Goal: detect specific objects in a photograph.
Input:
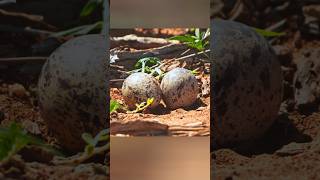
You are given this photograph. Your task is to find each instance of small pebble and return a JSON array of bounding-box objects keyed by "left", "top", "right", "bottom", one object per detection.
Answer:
[{"left": 8, "top": 83, "right": 29, "bottom": 98}]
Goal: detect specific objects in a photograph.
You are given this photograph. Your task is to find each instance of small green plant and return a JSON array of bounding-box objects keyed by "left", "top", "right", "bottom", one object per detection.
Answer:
[
  {"left": 191, "top": 69, "right": 199, "bottom": 75},
  {"left": 128, "top": 98, "right": 155, "bottom": 113},
  {"left": 50, "top": 0, "right": 104, "bottom": 38},
  {"left": 80, "top": 0, "right": 103, "bottom": 17},
  {"left": 253, "top": 28, "right": 285, "bottom": 37},
  {"left": 110, "top": 99, "right": 122, "bottom": 113},
  {"left": 129, "top": 57, "right": 164, "bottom": 79},
  {"left": 170, "top": 28, "right": 210, "bottom": 52},
  {"left": 81, "top": 129, "right": 109, "bottom": 156},
  {"left": 81, "top": 129, "right": 109, "bottom": 174},
  {"left": 0, "top": 122, "right": 60, "bottom": 163},
  {"left": 134, "top": 57, "right": 161, "bottom": 73},
  {"left": 53, "top": 129, "right": 109, "bottom": 173},
  {"left": 110, "top": 96, "right": 155, "bottom": 114}
]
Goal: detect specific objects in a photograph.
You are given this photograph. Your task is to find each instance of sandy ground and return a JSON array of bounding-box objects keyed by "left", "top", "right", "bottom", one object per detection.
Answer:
[
  {"left": 212, "top": 111, "right": 320, "bottom": 179},
  {"left": 110, "top": 87, "right": 210, "bottom": 136}
]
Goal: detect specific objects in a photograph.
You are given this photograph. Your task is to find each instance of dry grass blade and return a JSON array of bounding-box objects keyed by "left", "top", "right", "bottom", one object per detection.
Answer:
[
  {"left": 0, "top": 57, "right": 47, "bottom": 64},
  {"left": 110, "top": 43, "right": 188, "bottom": 62},
  {"left": 0, "top": 9, "right": 57, "bottom": 30}
]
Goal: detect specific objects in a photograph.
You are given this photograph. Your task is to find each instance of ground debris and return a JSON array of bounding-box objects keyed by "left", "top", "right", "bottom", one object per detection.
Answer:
[
  {"left": 110, "top": 119, "right": 169, "bottom": 136},
  {"left": 293, "top": 42, "right": 320, "bottom": 113},
  {"left": 275, "top": 142, "right": 310, "bottom": 156},
  {"left": 8, "top": 83, "right": 29, "bottom": 98}
]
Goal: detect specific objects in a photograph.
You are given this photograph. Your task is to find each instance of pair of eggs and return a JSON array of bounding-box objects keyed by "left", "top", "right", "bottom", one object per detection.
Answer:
[
  {"left": 121, "top": 68, "right": 199, "bottom": 110},
  {"left": 37, "top": 19, "right": 283, "bottom": 152}
]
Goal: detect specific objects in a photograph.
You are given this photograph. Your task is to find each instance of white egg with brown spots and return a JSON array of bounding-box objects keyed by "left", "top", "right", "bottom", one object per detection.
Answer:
[
  {"left": 38, "top": 34, "right": 108, "bottom": 152},
  {"left": 160, "top": 67, "right": 199, "bottom": 110},
  {"left": 212, "top": 19, "right": 282, "bottom": 148},
  {"left": 122, "top": 72, "right": 162, "bottom": 110}
]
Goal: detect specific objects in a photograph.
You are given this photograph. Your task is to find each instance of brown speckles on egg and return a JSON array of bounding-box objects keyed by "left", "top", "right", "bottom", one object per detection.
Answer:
[
  {"left": 233, "top": 96, "right": 239, "bottom": 106},
  {"left": 122, "top": 72, "right": 162, "bottom": 110},
  {"left": 57, "top": 78, "right": 71, "bottom": 90},
  {"left": 38, "top": 34, "right": 108, "bottom": 152},
  {"left": 212, "top": 19, "right": 282, "bottom": 148},
  {"left": 160, "top": 68, "right": 199, "bottom": 110},
  {"left": 259, "top": 67, "right": 271, "bottom": 89}
]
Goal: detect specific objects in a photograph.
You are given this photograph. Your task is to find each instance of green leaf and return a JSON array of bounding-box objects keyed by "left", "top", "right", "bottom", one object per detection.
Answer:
[
  {"left": 147, "top": 98, "right": 154, "bottom": 105},
  {"left": 169, "top": 29, "right": 209, "bottom": 52},
  {"left": 134, "top": 57, "right": 161, "bottom": 74},
  {"left": 80, "top": 0, "right": 103, "bottom": 17},
  {"left": 253, "top": 28, "right": 285, "bottom": 37},
  {"left": 81, "top": 133, "right": 95, "bottom": 146},
  {"left": 134, "top": 57, "right": 160, "bottom": 70},
  {"left": 110, "top": 100, "right": 121, "bottom": 113},
  {"left": 98, "top": 134, "right": 109, "bottom": 142},
  {"left": 94, "top": 129, "right": 109, "bottom": 143},
  {"left": 85, "top": 145, "right": 94, "bottom": 155},
  {"left": 0, "top": 122, "right": 60, "bottom": 161},
  {"left": 96, "top": 129, "right": 109, "bottom": 137},
  {"left": 82, "top": 129, "right": 109, "bottom": 155},
  {"left": 0, "top": 123, "right": 29, "bottom": 160},
  {"left": 191, "top": 69, "right": 199, "bottom": 75},
  {"left": 127, "top": 98, "right": 155, "bottom": 113},
  {"left": 169, "top": 35, "right": 195, "bottom": 43},
  {"left": 195, "top": 41, "right": 205, "bottom": 51}
]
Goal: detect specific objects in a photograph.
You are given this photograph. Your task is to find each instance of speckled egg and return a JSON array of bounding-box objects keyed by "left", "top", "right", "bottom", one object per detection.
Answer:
[
  {"left": 122, "top": 72, "right": 162, "bottom": 110},
  {"left": 212, "top": 19, "right": 282, "bottom": 148},
  {"left": 160, "top": 67, "right": 199, "bottom": 110},
  {"left": 38, "top": 34, "right": 108, "bottom": 152}
]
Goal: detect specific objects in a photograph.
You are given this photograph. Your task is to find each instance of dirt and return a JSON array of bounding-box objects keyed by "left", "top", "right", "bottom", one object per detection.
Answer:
[
  {"left": 212, "top": 111, "right": 320, "bottom": 179},
  {"left": 110, "top": 88, "right": 210, "bottom": 136},
  {"left": 0, "top": 156, "right": 107, "bottom": 180},
  {"left": 0, "top": 71, "right": 57, "bottom": 152},
  {"left": 110, "top": 28, "right": 188, "bottom": 38}
]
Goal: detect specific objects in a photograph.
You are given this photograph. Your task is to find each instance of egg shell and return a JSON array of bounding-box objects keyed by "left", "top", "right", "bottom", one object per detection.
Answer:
[
  {"left": 212, "top": 19, "right": 283, "bottom": 148},
  {"left": 122, "top": 72, "right": 162, "bottom": 110},
  {"left": 38, "top": 34, "right": 108, "bottom": 152},
  {"left": 160, "top": 67, "right": 199, "bottom": 110}
]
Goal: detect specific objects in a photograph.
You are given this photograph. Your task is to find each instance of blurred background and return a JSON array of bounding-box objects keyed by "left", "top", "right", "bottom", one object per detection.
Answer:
[
  {"left": 111, "top": 137, "right": 210, "bottom": 180},
  {"left": 110, "top": 0, "right": 210, "bottom": 28}
]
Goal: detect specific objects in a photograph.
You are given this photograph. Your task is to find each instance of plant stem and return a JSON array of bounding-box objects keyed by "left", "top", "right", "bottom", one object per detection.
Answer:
[
  {"left": 175, "top": 49, "right": 210, "bottom": 61},
  {"left": 52, "top": 144, "right": 109, "bottom": 165}
]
